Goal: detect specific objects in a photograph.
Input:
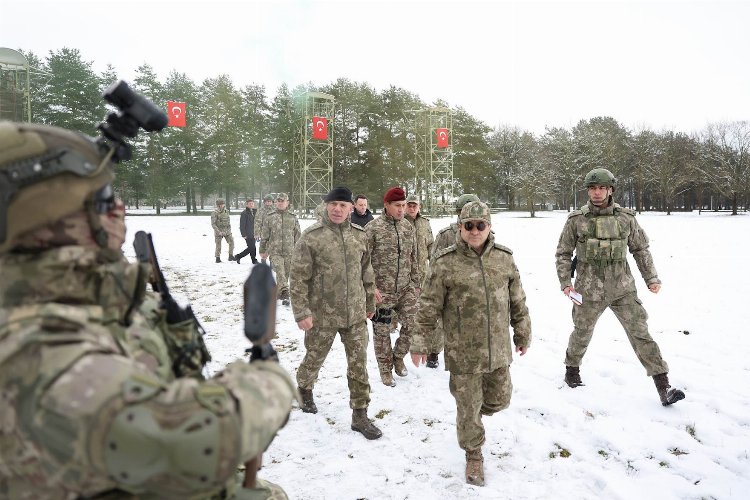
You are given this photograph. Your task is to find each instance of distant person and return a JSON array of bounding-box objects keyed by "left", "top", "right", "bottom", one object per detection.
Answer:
[
  {"left": 211, "top": 198, "right": 234, "bottom": 263},
  {"left": 351, "top": 194, "right": 374, "bottom": 227},
  {"left": 366, "top": 187, "right": 419, "bottom": 387},
  {"left": 235, "top": 198, "right": 258, "bottom": 264},
  {"left": 555, "top": 167, "right": 685, "bottom": 406},
  {"left": 411, "top": 201, "right": 531, "bottom": 487},
  {"left": 291, "top": 186, "right": 382, "bottom": 440},
  {"left": 255, "top": 194, "right": 276, "bottom": 264},
  {"left": 260, "top": 193, "right": 300, "bottom": 306}
]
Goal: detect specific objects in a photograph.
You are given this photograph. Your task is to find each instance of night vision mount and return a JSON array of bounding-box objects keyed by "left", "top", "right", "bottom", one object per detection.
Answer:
[{"left": 97, "top": 80, "right": 168, "bottom": 163}]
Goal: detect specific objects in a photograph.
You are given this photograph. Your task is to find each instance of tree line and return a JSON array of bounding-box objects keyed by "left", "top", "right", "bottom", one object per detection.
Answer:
[{"left": 20, "top": 47, "right": 750, "bottom": 216}]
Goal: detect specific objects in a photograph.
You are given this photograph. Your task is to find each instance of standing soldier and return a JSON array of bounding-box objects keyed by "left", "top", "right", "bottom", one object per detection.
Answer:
[
  {"left": 411, "top": 201, "right": 531, "bottom": 487},
  {"left": 291, "top": 187, "right": 382, "bottom": 440},
  {"left": 255, "top": 194, "right": 276, "bottom": 264},
  {"left": 211, "top": 198, "right": 234, "bottom": 263},
  {"left": 260, "top": 193, "right": 300, "bottom": 306},
  {"left": 234, "top": 198, "right": 258, "bottom": 264},
  {"left": 555, "top": 167, "right": 686, "bottom": 406},
  {"left": 366, "top": 187, "right": 419, "bottom": 387},
  {"left": 0, "top": 121, "right": 296, "bottom": 498},
  {"left": 425, "top": 193, "right": 480, "bottom": 368},
  {"left": 405, "top": 194, "right": 434, "bottom": 280}
]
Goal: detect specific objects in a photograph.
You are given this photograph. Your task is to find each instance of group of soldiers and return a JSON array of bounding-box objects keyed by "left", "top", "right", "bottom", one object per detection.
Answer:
[{"left": 0, "top": 114, "right": 687, "bottom": 497}]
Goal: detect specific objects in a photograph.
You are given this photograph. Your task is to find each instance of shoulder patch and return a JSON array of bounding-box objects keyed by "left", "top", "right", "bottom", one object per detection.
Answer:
[
  {"left": 433, "top": 244, "right": 457, "bottom": 261},
  {"left": 493, "top": 243, "right": 513, "bottom": 254},
  {"left": 617, "top": 206, "right": 636, "bottom": 216}
]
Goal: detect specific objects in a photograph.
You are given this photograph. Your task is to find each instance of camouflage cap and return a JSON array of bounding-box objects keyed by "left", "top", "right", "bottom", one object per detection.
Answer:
[
  {"left": 216, "top": 198, "right": 225, "bottom": 206},
  {"left": 406, "top": 194, "right": 420, "bottom": 204},
  {"left": 276, "top": 193, "right": 289, "bottom": 201},
  {"left": 0, "top": 122, "right": 114, "bottom": 253},
  {"left": 455, "top": 193, "right": 480, "bottom": 213},
  {"left": 460, "top": 201, "right": 491, "bottom": 225},
  {"left": 263, "top": 194, "right": 274, "bottom": 201}
]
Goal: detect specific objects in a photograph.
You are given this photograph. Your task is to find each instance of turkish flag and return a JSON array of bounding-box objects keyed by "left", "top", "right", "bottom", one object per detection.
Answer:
[
  {"left": 436, "top": 128, "right": 449, "bottom": 148},
  {"left": 167, "top": 101, "right": 186, "bottom": 127},
  {"left": 312, "top": 116, "right": 328, "bottom": 140}
]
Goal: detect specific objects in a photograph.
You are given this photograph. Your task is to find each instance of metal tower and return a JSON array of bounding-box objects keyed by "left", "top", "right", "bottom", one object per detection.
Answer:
[
  {"left": 292, "top": 91, "right": 335, "bottom": 214},
  {"left": 0, "top": 48, "right": 32, "bottom": 122},
  {"left": 412, "top": 106, "right": 454, "bottom": 215}
]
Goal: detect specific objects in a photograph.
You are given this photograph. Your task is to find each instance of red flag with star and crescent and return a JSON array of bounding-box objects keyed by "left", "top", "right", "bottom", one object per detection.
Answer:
[
  {"left": 312, "top": 116, "right": 328, "bottom": 140},
  {"left": 436, "top": 128, "right": 449, "bottom": 148},
  {"left": 167, "top": 101, "right": 186, "bottom": 127}
]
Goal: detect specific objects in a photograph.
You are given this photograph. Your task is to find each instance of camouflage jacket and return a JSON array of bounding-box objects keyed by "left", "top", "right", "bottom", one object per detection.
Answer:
[
  {"left": 0, "top": 246, "right": 295, "bottom": 499},
  {"left": 365, "top": 213, "right": 419, "bottom": 297},
  {"left": 413, "top": 232, "right": 532, "bottom": 374},
  {"left": 555, "top": 201, "right": 661, "bottom": 302},
  {"left": 290, "top": 212, "right": 375, "bottom": 328},
  {"left": 211, "top": 207, "right": 232, "bottom": 236},
  {"left": 432, "top": 221, "right": 458, "bottom": 261},
  {"left": 406, "top": 212, "right": 434, "bottom": 286},
  {"left": 259, "top": 209, "right": 301, "bottom": 256},
  {"left": 254, "top": 205, "right": 276, "bottom": 238}
]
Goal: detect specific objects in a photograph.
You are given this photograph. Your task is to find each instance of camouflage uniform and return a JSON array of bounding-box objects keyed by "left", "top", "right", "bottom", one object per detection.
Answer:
[
  {"left": 366, "top": 213, "right": 419, "bottom": 377},
  {"left": 291, "top": 210, "right": 376, "bottom": 409},
  {"left": 426, "top": 222, "right": 460, "bottom": 355},
  {"left": 260, "top": 209, "right": 300, "bottom": 298},
  {"left": 0, "top": 249, "right": 296, "bottom": 499},
  {"left": 413, "top": 230, "right": 531, "bottom": 454},
  {"left": 555, "top": 200, "right": 669, "bottom": 376},
  {"left": 211, "top": 204, "right": 234, "bottom": 259},
  {"left": 405, "top": 212, "right": 433, "bottom": 287},
  {"left": 254, "top": 202, "right": 275, "bottom": 241}
]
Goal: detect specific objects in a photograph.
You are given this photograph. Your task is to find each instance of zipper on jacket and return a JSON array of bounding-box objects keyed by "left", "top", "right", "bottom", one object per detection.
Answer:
[
  {"left": 478, "top": 252, "right": 492, "bottom": 370},
  {"left": 394, "top": 218, "right": 401, "bottom": 294},
  {"left": 340, "top": 224, "right": 351, "bottom": 326}
]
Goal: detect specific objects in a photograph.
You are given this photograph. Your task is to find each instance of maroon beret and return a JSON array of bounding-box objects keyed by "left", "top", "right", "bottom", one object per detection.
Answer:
[{"left": 383, "top": 187, "right": 406, "bottom": 203}]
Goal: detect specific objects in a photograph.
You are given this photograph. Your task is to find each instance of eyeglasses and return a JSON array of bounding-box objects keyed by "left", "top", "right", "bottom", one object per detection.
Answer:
[
  {"left": 276, "top": 198, "right": 285, "bottom": 202},
  {"left": 463, "top": 221, "right": 487, "bottom": 231}
]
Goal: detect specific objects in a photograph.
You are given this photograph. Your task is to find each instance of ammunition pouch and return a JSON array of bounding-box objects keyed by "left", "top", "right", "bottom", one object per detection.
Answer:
[
  {"left": 577, "top": 215, "right": 627, "bottom": 265},
  {"left": 372, "top": 307, "right": 393, "bottom": 324}
]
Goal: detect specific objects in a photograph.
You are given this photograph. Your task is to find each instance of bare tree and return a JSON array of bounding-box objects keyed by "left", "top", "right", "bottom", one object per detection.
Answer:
[{"left": 702, "top": 121, "right": 750, "bottom": 215}]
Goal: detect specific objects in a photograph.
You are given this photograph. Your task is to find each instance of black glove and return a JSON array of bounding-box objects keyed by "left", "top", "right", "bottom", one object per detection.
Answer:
[
  {"left": 161, "top": 296, "right": 193, "bottom": 324},
  {"left": 371, "top": 307, "right": 393, "bottom": 324}
]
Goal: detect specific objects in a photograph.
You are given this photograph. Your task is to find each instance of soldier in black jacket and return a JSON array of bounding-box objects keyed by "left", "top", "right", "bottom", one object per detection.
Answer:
[{"left": 234, "top": 199, "right": 258, "bottom": 264}]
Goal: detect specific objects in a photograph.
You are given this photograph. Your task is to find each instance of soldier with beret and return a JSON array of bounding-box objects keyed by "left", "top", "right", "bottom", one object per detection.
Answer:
[
  {"left": 291, "top": 186, "right": 382, "bottom": 440},
  {"left": 411, "top": 201, "right": 532, "bottom": 487}
]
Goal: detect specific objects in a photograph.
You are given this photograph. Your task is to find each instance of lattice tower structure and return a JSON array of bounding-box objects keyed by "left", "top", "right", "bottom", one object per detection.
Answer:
[
  {"left": 0, "top": 48, "right": 32, "bottom": 122},
  {"left": 412, "top": 106, "right": 454, "bottom": 215}
]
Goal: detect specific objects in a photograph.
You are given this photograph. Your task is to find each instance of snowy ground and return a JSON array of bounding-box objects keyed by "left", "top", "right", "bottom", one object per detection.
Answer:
[{"left": 124, "top": 208, "right": 750, "bottom": 500}]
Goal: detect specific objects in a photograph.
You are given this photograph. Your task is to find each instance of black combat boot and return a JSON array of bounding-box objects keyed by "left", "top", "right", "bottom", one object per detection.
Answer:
[
  {"left": 298, "top": 387, "right": 317, "bottom": 414},
  {"left": 234, "top": 254, "right": 242, "bottom": 264},
  {"left": 228, "top": 255, "right": 234, "bottom": 261},
  {"left": 215, "top": 257, "right": 221, "bottom": 263},
  {"left": 565, "top": 366, "right": 584, "bottom": 388},
  {"left": 426, "top": 353, "right": 439, "bottom": 369},
  {"left": 653, "top": 373, "right": 686, "bottom": 406},
  {"left": 351, "top": 408, "right": 382, "bottom": 440}
]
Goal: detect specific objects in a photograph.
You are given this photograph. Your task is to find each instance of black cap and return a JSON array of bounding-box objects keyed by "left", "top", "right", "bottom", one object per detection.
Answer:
[{"left": 324, "top": 186, "right": 353, "bottom": 203}]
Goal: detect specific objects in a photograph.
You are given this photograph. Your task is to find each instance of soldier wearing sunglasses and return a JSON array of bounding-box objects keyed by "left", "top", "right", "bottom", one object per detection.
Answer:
[{"left": 411, "top": 201, "right": 532, "bottom": 487}]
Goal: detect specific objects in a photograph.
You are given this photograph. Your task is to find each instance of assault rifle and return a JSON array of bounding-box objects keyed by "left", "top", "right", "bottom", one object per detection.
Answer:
[
  {"left": 133, "top": 231, "right": 211, "bottom": 375},
  {"left": 241, "top": 263, "right": 279, "bottom": 488}
]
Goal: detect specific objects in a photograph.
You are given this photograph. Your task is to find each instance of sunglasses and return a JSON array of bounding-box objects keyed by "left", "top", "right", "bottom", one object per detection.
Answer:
[
  {"left": 276, "top": 198, "right": 286, "bottom": 202},
  {"left": 463, "top": 221, "right": 488, "bottom": 231}
]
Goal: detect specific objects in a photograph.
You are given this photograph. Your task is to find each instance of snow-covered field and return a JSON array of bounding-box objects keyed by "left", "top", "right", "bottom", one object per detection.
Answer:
[{"left": 124, "top": 209, "right": 750, "bottom": 500}]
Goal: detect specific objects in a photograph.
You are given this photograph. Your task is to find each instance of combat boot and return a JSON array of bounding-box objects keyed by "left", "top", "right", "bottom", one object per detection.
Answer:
[
  {"left": 465, "top": 449, "right": 485, "bottom": 486},
  {"left": 380, "top": 369, "right": 396, "bottom": 387},
  {"left": 228, "top": 255, "right": 235, "bottom": 261},
  {"left": 564, "top": 366, "right": 584, "bottom": 388},
  {"left": 298, "top": 387, "right": 318, "bottom": 414},
  {"left": 426, "top": 353, "right": 439, "bottom": 369},
  {"left": 393, "top": 355, "right": 408, "bottom": 377},
  {"left": 278, "top": 289, "right": 291, "bottom": 306},
  {"left": 215, "top": 257, "right": 221, "bottom": 263},
  {"left": 351, "top": 408, "right": 382, "bottom": 440},
  {"left": 234, "top": 254, "right": 242, "bottom": 264},
  {"left": 653, "top": 373, "right": 686, "bottom": 406}
]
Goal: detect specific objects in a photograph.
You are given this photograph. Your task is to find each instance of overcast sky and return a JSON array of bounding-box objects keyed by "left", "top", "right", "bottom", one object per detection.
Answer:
[{"left": 1, "top": 0, "right": 748, "bottom": 134}]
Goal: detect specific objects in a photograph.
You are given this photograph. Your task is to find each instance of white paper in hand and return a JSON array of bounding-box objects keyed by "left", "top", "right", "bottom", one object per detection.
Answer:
[{"left": 568, "top": 291, "right": 583, "bottom": 306}]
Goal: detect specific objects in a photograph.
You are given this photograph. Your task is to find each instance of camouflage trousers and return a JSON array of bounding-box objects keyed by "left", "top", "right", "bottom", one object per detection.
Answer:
[
  {"left": 372, "top": 287, "right": 418, "bottom": 373},
  {"left": 270, "top": 254, "right": 292, "bottom": 296},
  {"left": 565, "top": 291, "right": 669, "bottom": 376},
  {"left": 215, "top": 233, "right": 235, "bottom": 259},
  {"left": 295, "top": 321, "right": 371, "bottom": 409},
  {"left": 449, "top": 366, "right": 512, "bottom": 452}
]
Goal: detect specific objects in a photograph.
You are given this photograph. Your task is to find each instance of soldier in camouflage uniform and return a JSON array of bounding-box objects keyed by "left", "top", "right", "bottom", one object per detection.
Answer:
[
  {"left": 291, "top": 187, "right": 382, "bottom": 440},
  {"left": 255, "top": 194, "right": 276, "bottom": 264},
  {"left": 366, "top": 187, "right": 420, "bottom": 387},
  {"left": 555, "top": 167, "right": 685, "bottom": 406},
  {"left": 0, "top": 121, "right": 296, "bottom": 499},
  {"left": 425, "top": 193, "right": 480, "bottom": 368},
  {"left": 405, "top": 194, "right": 434, "bottom": 281},
  {"left": 211, "top": 198, "right": 235, "bottom": 263},
  {"left": 260, "top": 193, "right": 300, "bottom": 305},
  {"left": 411, "top": 201, "right": 531, "bottom": 487}
]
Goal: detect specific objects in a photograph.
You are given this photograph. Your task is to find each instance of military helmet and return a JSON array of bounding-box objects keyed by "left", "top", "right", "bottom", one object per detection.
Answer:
[
  {"left": 0, "top": 122, "right": 114, "bottom": 253},
  {"left": 584, "top": 168, "right": 616, "bottom": 189},
  {"left": 455, "top": 193, "right": 480, "bottom": 213}
]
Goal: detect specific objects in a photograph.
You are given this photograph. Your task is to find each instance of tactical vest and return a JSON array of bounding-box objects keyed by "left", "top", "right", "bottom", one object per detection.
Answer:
[{"left": 576, "top": 208, "right": 627, "bottom": 265}]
